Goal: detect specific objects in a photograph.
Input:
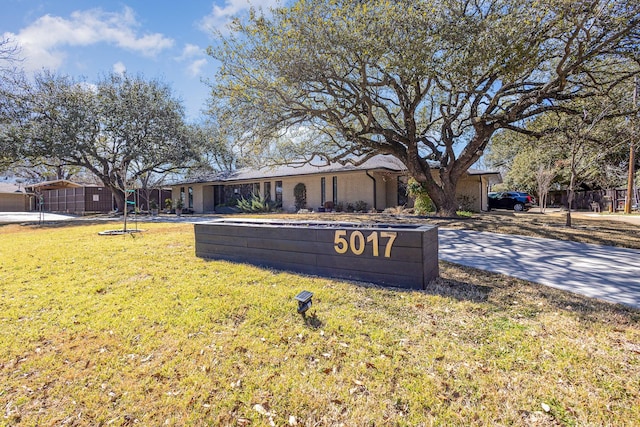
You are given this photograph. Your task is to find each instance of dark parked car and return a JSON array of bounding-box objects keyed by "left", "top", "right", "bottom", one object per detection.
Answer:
[{"left": 488, "top": 191, "right": 534, "bottom": 211}]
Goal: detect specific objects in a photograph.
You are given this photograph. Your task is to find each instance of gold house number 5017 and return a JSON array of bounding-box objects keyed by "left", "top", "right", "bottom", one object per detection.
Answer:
[{"left": 333, "top": 230, "right": 398, "bottom": 258}]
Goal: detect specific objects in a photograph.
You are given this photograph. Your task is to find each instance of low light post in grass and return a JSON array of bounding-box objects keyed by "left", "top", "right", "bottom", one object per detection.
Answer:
[{"left": 295, "top": 290, "right": 313, "bottom": 317}]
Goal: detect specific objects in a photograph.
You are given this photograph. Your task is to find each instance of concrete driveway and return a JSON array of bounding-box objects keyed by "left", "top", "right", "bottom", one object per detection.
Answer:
[{"left": 439, "top": 229, "right": 640, "bottom": 309}]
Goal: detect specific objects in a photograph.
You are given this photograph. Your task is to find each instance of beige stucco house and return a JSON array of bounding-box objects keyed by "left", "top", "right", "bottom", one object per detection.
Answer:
[{"left": 169, "top": 155, "right": 500, "bottom": 214}]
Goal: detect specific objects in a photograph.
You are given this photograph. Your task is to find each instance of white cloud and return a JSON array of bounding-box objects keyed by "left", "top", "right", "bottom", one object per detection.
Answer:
[
  {"left": 199, "top": 0, "right": 281, "bottom": 35},
  {"left": 113, "top": 61, "right": 126, "bottom": 75},
  {"left": 177, "top": 43, "right": 203, "bottom": 60},
  {"left": 187, "top": 58, "right": 208, "bottom": 77},
  {"left": 5, "top": 7, "right": 174, "bottom": 72},
  {"left": 174, "top": 44, "right": 208, "bottom": 77}
]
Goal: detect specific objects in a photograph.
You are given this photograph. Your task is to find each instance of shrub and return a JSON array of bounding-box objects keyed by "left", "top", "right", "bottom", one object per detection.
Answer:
[
  {"left": 236, "top": 193, "right": 274, "bottom": 213},
  {"left": 406, "top": 178, "right": 433, "bottom": 215},
  {"left": 456, "top": 210, "right": 474, "bottom": 217},
  {"left": 354, "top": 200, "right": 368, "bottom": 212},
  {"left": 456, "top": 195, "right": 477, "bottom": 212}
]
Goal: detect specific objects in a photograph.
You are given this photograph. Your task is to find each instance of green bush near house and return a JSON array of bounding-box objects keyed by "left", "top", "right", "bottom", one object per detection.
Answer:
[
  {"left": 236, "top": 193, "right": 274, "bottom": 213},
  {"left": 456, "top": 210, "right": 474, "bottom": 217},
  {"left": 353, "top": 200, "right": 368, "bottom": 212},
  {"left": 406, "top": 177, "right": 434, "bottom": 215},
  {"left": 456, "top": 194, "right": 478, "bottom": 212}
]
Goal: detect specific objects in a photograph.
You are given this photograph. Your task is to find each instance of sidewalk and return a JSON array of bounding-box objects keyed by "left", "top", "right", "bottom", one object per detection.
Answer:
[
  {"left": 439, "top": 229, "right": 640, "bottom": 309},
  {"left": 574, "top": 212, "right": 640, "bottom": 226},
  {"left": 0, "top": 212, "right": 78, "bottom": 223},
  {"left": 0, "top": 212, "right": 217, "bottom": 224},
  {"left": 528, "top": 208, "right": 640, "bottom": 225}
]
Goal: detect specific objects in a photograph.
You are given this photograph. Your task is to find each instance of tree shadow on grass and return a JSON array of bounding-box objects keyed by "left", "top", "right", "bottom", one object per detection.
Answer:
[
  {"left": 435, "top": 262, "right": 640, "bottom": 325},
  {"left": 532, "top": 282, "right": 640, "bottom": 324},
  {"left": 424, "top": 276, "right": 492, "bottom": 303}
]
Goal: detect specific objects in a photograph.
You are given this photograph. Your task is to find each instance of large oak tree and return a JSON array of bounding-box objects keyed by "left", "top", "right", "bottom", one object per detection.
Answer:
[
  {"left": 208, "top": 0, "right": 640, "bottom": 216},
  {"left": 4, "top": 72, "right": 191, "bottom": 210},
  {"left": 0, "top": 36, "right": 22, "bottom": 169}
]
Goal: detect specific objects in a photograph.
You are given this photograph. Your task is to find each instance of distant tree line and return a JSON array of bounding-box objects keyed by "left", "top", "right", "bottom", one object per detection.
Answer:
[
  {"left": 484, "top": 79, "right": 639, "bottom": 222},
  {"left": 0, "top": 37, "right": 234, "bottom": 211}
]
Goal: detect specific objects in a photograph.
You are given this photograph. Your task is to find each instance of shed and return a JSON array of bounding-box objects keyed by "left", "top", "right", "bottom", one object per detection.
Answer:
[
  {"left": 26, "top": 180, "right": 113, "bottom": 214},
  {"left": 0, "top": 182, "right": 31, "bottom": 212}
]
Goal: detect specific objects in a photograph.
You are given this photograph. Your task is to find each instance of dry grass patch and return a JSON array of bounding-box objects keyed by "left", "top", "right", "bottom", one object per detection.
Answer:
[{"left": 0, "top": 222, "right": 639, "bottom": 426}]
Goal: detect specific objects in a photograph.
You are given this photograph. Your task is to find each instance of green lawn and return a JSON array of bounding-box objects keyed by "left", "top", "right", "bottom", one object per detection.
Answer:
[{"left": 1, "top": 222, "right": 639, "bottom": 426}]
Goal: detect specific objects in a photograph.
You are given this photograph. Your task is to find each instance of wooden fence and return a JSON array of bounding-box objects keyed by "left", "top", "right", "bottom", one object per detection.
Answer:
[{"left": 547, "top": 188, "right": 640, "bottom": 211}]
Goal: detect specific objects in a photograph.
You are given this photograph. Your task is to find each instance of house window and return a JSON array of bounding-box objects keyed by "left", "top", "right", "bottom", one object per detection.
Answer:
[
  {"left": 275, "top": 181, "right": 283, "bottom": 207},
  {"left": 253, "top": 182, "right": 260, "bottom": 195},
  {"left": 264, "top": 182, "right": 271, "bottom": 201},
  {"left": 321, "top": 177, "right": 326, "bottom": 205},
  {"left": 188, "top": 187, "right": 193, "bottom": 209},
  {"left": 332, "top": 176, "right": 338, "bottom": 204},
  {"left": 180, "top": 187, "right": 185, "bottom": 204}
]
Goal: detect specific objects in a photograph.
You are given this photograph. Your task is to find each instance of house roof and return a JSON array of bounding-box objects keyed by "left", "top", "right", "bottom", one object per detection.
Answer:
[
  {"left": 224, "top": 155, "right": 408, "bottom": 181},
  {"left": 175, "top": 155, "right": 500, "bottom": 185},
  {"left": 176, "top": 155, "right": 407, "bottom": 185},
  {"left": 467, "top": 168, "right": 499, "bottom": 176},
  {"left": 0, "top": 182, "right": 29, "bottom": 194},
  {"left": 25, "top": 179, "right": 83, "bottom": 192}
]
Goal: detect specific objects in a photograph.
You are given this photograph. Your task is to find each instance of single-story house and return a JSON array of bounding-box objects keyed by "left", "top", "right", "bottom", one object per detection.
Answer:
[
  {"left": 0, "top": 182, "right": 32, "bottom": 212},
  {"left": 169, "top": 155, "right": 501, "bottom": 213}
]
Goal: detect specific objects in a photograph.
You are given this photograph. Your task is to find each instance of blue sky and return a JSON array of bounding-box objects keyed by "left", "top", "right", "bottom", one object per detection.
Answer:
[{"left": 1, "top": 0, "right": 281, "bottom": 120}]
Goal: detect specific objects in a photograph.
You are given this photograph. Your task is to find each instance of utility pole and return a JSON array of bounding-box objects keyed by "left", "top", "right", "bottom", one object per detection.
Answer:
[{"left": 625, "top": 78, "right": 637, "bottom": 214}]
